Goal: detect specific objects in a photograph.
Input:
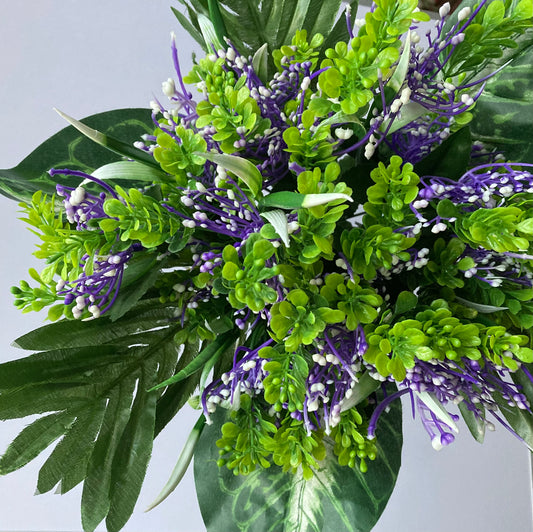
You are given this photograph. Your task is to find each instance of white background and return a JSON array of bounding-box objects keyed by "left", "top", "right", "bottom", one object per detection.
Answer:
[{"left": 0, "top": 2, "right": 531, "bottom": 531}]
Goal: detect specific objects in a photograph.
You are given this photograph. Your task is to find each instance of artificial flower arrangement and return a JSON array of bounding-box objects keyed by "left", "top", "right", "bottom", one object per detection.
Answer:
[{"left": 0, "top": 0, "right": 532, "bottom": 531}]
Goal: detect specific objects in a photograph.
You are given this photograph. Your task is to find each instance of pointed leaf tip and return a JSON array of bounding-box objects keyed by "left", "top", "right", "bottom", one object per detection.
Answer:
[{"left": 145, "top": 415, "right": 205, "bottom": 512}]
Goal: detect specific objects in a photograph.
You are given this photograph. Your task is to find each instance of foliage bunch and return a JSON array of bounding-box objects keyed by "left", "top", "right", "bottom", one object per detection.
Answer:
[{"left": 0, "top": 1, "right": 532, "bottom": 531}]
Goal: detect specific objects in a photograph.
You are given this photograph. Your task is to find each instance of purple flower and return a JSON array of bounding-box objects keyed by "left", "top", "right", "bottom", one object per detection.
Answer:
[
  {"left": 386, "top": 0, "right": 496, "bottom": 163},
  {"left": 51, "top": 168, "right": 139, "bottom": 319},
  {"left": 59, "top": 249, "right": 134, "bottom": 319},
  {"left": 419, "top": 162, "right": 533, "bottom": 209},
  {"left": 202, "top": 339, "right": 273, "bottom": 423},
  {"left": 164, "top": 179, "right": 264, "bottom": 241}
]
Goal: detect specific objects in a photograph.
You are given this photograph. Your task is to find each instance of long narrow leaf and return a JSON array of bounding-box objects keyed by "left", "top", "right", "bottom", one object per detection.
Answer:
[
  {"left": 146, "top": 414, "right": 205, "bottom": 511},
  {"left": 0, "top": 412, "right": 75, "bottom": 475},
  {"left": 151, "top": 333, "right": 235, "bottom": 390},
  {"left": 37, "top": 404, "right": 107, "bottom": 494},
  {"left": 0, "top": 108, "right": 154, "bottom": 203},
  {"left": 107, "top": 366, "right": 158, "bottom": 532},
  {"left": 54, "top": 108, "right": 161, "bottom": 170},
  {"left": 81, "top": 380, "right": 137, "bottom": 532},
  {"left": 196, "top": 151, "right": 263, "bottom": 197}
]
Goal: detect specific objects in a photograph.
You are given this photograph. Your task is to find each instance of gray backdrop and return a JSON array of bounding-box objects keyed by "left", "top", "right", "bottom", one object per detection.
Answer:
[{"left": 0, "top": 1, "right": 531, "bottom": 531}]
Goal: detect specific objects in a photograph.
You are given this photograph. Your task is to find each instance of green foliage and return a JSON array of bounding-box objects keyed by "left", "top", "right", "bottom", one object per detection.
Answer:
[
  {"left": 330, "top": 408, "right": 377, "bottom": 472},
  {"left": 316, "top": 0, "right": 428, "bottom": 116},
  {"left": 11, "top": 269, "right": 63, "bottom": 319},
  {"left": 366, "top": 299, "right": 533, "bottom": 381},
  {"left": 196, "top": 80, "right": 270, "bottom": 154},
  {"left": 364, "top": 155, "right": 420, "bottom": 227},
  {"left": 153, "top": 126, "right": 207, "bottom": 184},
  {"left": 270, "top": 289, "right": 345, "bottom": 351},
  {"left": 19, "top": 191, "right": 113, "bottom": 283},
  {"left": 471, "top": 31, "right": 533, "bottom": 163},
  {"left": 456, "top": 205, "right": 532, "bottom": 253},
  {"left": 220, "top": 236, "right": 280, "bottom": 312},
  {"left": 288, "top": 163, "right": 352, "bottom": 264},
  {"left": 365, "top": 320, "right": 427, "bottom": 381},
  {"left": 424, "top": 238, "right": 476, "bottom": 289},
  {"left": 174, "top": 0, "right": 359, "bottom": 78},
  {"left": 216, "top": 395, "right": 277, "bottom": 475},
  {"left": 441, "top": 0, "right": 533, "bottom": 79},
  {"left": 283, "top": 110, "right": 336, "bottom": 168},
  {"left": 0, "top": 109, "right": 154, "bottom": 203},
  {"left": 0, "top": 299, "right": 189, "bottom": 532},
  {"left": 273, "top": 29, "right": 325, "bottom": 71},
  {"left": 270, "top": 417, "right": 326, "bottom": 479},
  {"left": 319, "top": 273, "right": 383, "bottom": 329},
  {"left": 2, "top": 3, "right": 533, "bottom": 531},
  {"left": 259, "top": 346, "right": 308, "bottom": 413},
  {"left": 342, "top": 225, "right": 416, "bottom": 281},
  {"left": 195, "top": 396, "right": 402, "bottom": 532},
  {"left": 479, "top": 326, "right": 533, "bottom": 370},
  {"left": 101, "top": 186, "right": 182, "bottom": 248}
]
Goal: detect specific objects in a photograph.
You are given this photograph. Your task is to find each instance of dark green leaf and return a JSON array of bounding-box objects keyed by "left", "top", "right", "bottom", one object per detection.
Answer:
[
  {"left": 108, "top": 254, "right": 161, "bottom": 321},
  {"left": 414, "top": 127, "right": 472, "bottom": 179},
  {"left": 154, "top": 340, "right": 203, "bottom": 437},
  {"left": 13, "top": 299, "right": 182, "bottom": 350},
  {"left": 496, "top": 363, "right": 533, "bottom": 449},
  {"left": 176, "top": 0, "right": 359, "bottom": 77},
  {"left": 471, "top": 33, "right": 533, "bottom": 163},
  {"left": 0, "top": 298, "right": 184, "bottom": 532},
  {"left": 0, "top": 109, "right": 154, "bottom": 203},
  {"left": 0, "top": 412, "right": 75, "bottom": 475},
  {"left": 207, "top": 0, "right": 228, "bottom": 46},
  {"left": 37, "top": 404, "right": 106, "bottom": 494},
  {"left": 458, "top": 401, "right": 485, "bottom": 444},
  {"left": 194, "top": 396, "right": 402, "bottom": 532},
  {"left": 147, "top": 414, "right": 206, "bottom": 511},
  {"left": 150, "top": 332, "right": 236, "bottom": 391},
  {"left": 394, "top": 291, "right": 418, "bottom": 315},
  {"left": 172, "top": 4, "right": 208, "bottom": 49},
  {"left": 106, "top": 367, "right": 158, "bottom": 532},
  {"left": 196, "top": 151, "right": 263, "bottom": 197},
  {"left": 54, "top": 109, "right": 160, "bottom": 170}
]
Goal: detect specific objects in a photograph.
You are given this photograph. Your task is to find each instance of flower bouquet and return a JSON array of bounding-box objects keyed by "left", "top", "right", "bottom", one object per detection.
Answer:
[{"left": 0, "top": 1, "right": 532, "bottom": 531}]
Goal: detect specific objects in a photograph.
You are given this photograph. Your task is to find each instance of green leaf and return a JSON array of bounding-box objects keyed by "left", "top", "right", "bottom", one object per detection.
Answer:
[
  {"left": 458, "top": 401, "right": 485, "bottom": 444},
  {"left": 197, "top": 12, "right": 226, "bottom": 51},
  {"left": 387, "top": 31, "right": 411, "bottom": 94},
  {"left": 394, "top": 291, "right": 418, "bottom": 315},
  {"left": 91, "top": 160, "right": 167, "bottom": 183},
  {"left": 150, "top": 332, "right": 236, "bottom": 391},
  {"left": 146, "top": 414, "right": 205, "bottom": 511},
  {"left": 0, "top": 412, "right": 75, "bottom": 475},
  {"left": 196, "top": 151, "right": 263, "bottom": 197},
  {"left": 176, "top": 0, "right": 359, "bottom": 77},
  {"left": 260, "top": 210, "right": 290, "bottom": 247},
  {"left": 260, "top": 191, "right": 352, "bottom": 209},
  {"left": 194, "top": 396, "right": 402, "bottom": 532},
  {"left": 0, "top": 108, "right": 154, "bottom": 203},
  {"left": 108, "top": 253, "right": 161, "bottom": 321},
  {"left": 496, "top": 363, "right": 533, "bottom": 450},
  {"left": 54, "top": 108, "right": 160, "bottom": 170},
  {"left": 471, "top": 35, "right": 533, "bottom": 163},
  {"left": 454, "top": 296, "right": 508, "bottom": 313},
  {"left": 207, "top": 0, "right": 228, "bottom": 46},
  {"left": 252, "top": 43, "right": 269, "bottom": 84},
  {"left": 414, "top": 127, "right": 472, "bottom": 180},
  {"left": 171, "top": 7, "right": 206, "bottom": 49},
  {"left": 12, "top": 299, "right": 181, "bottom": 351},
  {"left": 466, "top": 19, "right": 533, "bottom": 161},
  {"left": 0, "top": 298, "right": 186, "bottom": 532}
]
